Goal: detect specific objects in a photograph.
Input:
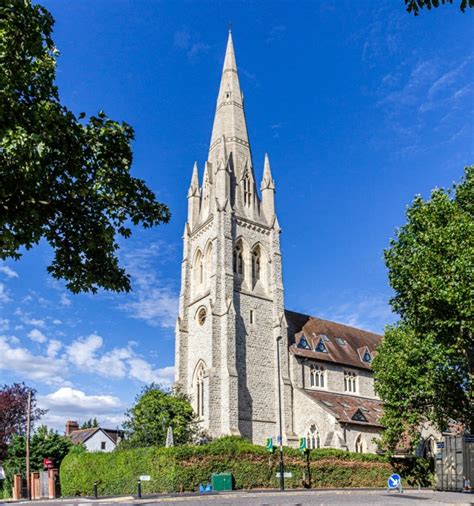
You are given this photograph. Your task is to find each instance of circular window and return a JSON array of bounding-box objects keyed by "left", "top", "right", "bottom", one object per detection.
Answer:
[{"left": 197, "top": 307, "right": 207, "bottom": 326}]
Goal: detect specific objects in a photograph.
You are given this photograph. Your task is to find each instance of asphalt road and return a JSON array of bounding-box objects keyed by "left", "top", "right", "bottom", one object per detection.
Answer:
[{"left": 3, "top": 490, "right": 473, "bottom": 506}]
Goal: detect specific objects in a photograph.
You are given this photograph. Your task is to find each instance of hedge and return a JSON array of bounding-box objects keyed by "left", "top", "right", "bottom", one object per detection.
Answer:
[{"left": 60, "top": 437, "right": 394, "bottom": 496}]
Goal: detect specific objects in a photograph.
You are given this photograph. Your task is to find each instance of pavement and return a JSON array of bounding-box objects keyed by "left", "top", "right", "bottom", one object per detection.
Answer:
[{"left": 2, "top": 489, "right": 473, "bottom": 506}]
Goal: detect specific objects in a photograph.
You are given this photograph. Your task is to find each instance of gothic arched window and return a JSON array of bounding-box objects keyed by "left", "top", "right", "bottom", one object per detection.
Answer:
[
  {"left": 355, "top": 434, "right": 363, "bottom": 453},
  {"left": 233, "top": 243, "right": 244, "bottom": 277},
  {"left": 243, "top": 171, "right": 251, "bottom": 206},
  {"left": 310, "top": 365, "right": 325, "bottom": 388},
  {"left": 194, "top": 363, "right": 205, "bottom": 419},
  {"left": 204, "top": 242, "right": 212, "bottom": 288},
  {"left": 252, "top": 247, "right": 261, "bottom": 285},
  {"left": 194, "top": 249, "right": 204, "bottom": 289},
  {"left": 344, "top": 370, "right": 357, "bottom": 393},
  {"left": 306, "top": 424, "right": 321, "bottom": 450}
]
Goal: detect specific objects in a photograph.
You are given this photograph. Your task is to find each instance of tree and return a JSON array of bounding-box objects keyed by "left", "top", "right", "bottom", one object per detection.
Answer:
[
  {"left": 373, "top": 166, "right": 473, "bottom": 450},
  {"left": 404, "top": 0, "right": 474, "bottom": 15},
  {"left": 0, "top": 383, "right": 46, "bottom": 460},
  {"left": 80, "top": 418, "right": 98, "bottom": 429},
  {"left": 0, "top": 1, "right": 170, "bottom": 294},
  {"left": 121, "top": 384, "right": 197, "bottom": 448},
  {"left": 2, "top": 426, "right": 71, "bottom": 491}
]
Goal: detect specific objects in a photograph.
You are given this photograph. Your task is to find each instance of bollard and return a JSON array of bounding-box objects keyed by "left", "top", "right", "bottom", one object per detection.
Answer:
[
  {"left": 93, "top": 481, "right": 98, "bottom": 499},
  {"left": 137, "top": 480, "right": 142, "bottom": 499}
]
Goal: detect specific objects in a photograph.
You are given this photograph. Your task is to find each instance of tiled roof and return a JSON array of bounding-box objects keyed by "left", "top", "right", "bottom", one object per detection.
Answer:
[
  {"left": 69, "top": 427, "right": 123, "bottom": 445},
  {"left": 302, "top": 389, "right": 384, "bottom": 428},
  {"left": 285, "top": 309, "right": 382, "bottom": 370},
  {"left": 69, "top": 428, "right": 100, "bottom": 445}
]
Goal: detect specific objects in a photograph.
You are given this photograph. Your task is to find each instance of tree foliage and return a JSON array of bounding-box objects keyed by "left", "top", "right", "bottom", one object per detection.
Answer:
[
  {"left": 121, "top": 384, "right": 197, "bottom": 448},
  {"left": 373, "top": 166, "right": 474, "bottom": 450},
  {"left": 0, "top": 383, "right": 46, "bottom": 460},
  {"left": 0, "top": 0, "right": 170, "bottom": 293},
  {"left": 80, "top": 418, "right": 98, "bottom": 429},
  {"left": 404, "top": 0, "right": 474, "bottom": 15},
  {"left": 3, "top": 426, "right": 72, "bottom": 491}
]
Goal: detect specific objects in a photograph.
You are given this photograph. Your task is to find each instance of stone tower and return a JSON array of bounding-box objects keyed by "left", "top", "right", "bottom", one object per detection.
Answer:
[{"left": 175, "top": 31, "right": 293, "bottom": 445}]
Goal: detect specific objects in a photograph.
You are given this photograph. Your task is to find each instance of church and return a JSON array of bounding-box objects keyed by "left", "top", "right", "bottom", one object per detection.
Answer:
[{"left": 174, "top": 32, "right": 383, "bottom": 454}]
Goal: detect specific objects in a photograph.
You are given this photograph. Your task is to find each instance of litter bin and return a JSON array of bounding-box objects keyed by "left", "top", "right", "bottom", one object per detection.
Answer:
[{"left": 211, "top": 473, "right": 233, "bottom": 491}]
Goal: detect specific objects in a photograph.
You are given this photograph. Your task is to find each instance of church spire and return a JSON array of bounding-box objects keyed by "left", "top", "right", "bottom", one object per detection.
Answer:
[{"left": 208, "top": 31, "right": 250, "bottom": 165}]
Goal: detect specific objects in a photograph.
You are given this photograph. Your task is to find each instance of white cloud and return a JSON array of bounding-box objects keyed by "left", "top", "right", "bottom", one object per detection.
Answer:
[
  {"left": 318, "top": 294, "right": 396, "bottom": 334},
  {"left": 47, "top": 339, "right": 62, "bottom": 358},
  {"left": 0, "top": 264, "right": 19, "bottom": 279},
  {"left": 60, "top": 293, "right": 72, "bottom": 307},
  {"left": 38, "top": 387, "right": 125, "bottom": 431},
  {"left": 0, "top": 283, "right": 11, "bottom": 303},
  {"left": 128, "top": 359, "right": 175, "bottom": 386},
  {"left": 0, "top": 318, "right": 9, "bottom": 332},
  {"left": 119, "top": 242, "right": 179, "bottom": 328},
  {"left": 28, "top": 328, "right": 47, "bottom": 343},
  {"left": 15, "top": 308, "right": 46, "bottom": 327},
  {"left": 0, "top": 335, "right": 68, "bottom": 384}
]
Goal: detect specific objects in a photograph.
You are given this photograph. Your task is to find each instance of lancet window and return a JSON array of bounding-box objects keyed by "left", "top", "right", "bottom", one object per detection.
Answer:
[
  {"left": 195, "top": 363, "right": 205, "bottom": 418},
  {"left": 243, "top": 171, "right": 251, "bottom": 206},
  {"left": 310, "top": 365, "right": 325, "bottom": 388},
  {"left": 251, "top": 247, "right": 261, "bottom": 285},
  {"left": 233, "top": 243, "right": 244, "bottom": 277},
  {"left": 355, "top": 435, "right": 363, "bottom": 453},
  {"left": 344, "top": 370, "right": 357, "bottom": 393},
  {"left": 306, "top": 424, "right": 321, "bottom": 450}
]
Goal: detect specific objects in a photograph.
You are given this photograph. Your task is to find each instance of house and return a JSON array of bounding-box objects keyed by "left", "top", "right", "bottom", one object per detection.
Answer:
[{"left": 65, "top": 420, "right": 123, "bottom": 452}]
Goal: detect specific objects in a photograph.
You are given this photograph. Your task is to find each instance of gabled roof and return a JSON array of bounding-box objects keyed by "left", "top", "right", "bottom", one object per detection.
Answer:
[
  {"left": 69, "top": 427, "right": 122, "bottom": 445},
  {"left": 301, "top": 389, "right": 384, "bottom": 428},
  {"left": 285, "top": 309, "right": 382, "bottom": 370}
]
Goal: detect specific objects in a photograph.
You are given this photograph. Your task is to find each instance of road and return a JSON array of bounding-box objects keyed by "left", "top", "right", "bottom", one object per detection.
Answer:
[{"left": 3, "top": 490, "right": 473, "bottom": 506}]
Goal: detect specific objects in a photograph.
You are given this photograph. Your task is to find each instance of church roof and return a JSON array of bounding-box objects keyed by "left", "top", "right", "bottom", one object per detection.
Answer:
[
  {"left": 301, "top": 389, "right": 384, "bottom": 428},
  {"left": 285, "top": 309, "right": 382, "bottom": 371}
]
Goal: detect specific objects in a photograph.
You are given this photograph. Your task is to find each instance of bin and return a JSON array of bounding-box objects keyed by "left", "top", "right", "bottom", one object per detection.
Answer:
[{"left": 211, "top": 473, "right": 233, "bottom": 491}]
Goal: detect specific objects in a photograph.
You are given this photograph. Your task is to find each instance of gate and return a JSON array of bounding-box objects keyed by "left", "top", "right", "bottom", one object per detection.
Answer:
[{"left": 436, "top": 434, "right": 474, "bottom": 491}]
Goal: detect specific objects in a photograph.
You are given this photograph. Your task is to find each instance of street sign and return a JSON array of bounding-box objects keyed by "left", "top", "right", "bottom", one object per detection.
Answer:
[
  {"left": 436, "top": 442, "right": 445, "bottom": 449},
  {"left": 276, "top": 472, "right": 292, "bottom": 478},
  {"left": 298, "top": 437, "right": 306, "bottom": 453},
  {"left": 43, "top": 458, "right": 54, "bottom": 469},
  {"left": 265, "top": 437, "right": 273, "bottom": 453},
  {"left": 387, "top": 473, "right": 401, "bottom": 490},
  {"left": 139, "top": 475, "right": 151, "bottom": 481}
]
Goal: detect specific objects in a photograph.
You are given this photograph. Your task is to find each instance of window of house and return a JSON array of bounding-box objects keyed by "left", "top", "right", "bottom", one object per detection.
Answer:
[
  {"left": 310, "top": 365, "right": 325, "bottom": 388},
  {"left": 362, "top": 350, "right": 372, "bottom": 363},
  {"left": 335, "top": 337, "right": 346, "bottom": 346},
  {"left": 101, "top": 441, "right": 106, "bottom": 450},
  {"left": 306, "top": 424, "right": 321, "bottom": 450},
  {"left": 351, "top": 409, "right": 368, "bottom": 422},
  {"left": 344, "top": 370, "right": 357, "bottom": 393}
]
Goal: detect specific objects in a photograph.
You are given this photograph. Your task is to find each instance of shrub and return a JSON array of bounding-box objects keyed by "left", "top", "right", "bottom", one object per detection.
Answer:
[{"left": 60, "top": 436, "right": 395, "bottom": 496}]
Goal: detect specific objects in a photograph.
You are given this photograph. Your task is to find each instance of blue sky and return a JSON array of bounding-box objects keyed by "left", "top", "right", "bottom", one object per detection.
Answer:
[{"left": 1, "top": 1, "right": 473, "bottom": 431}]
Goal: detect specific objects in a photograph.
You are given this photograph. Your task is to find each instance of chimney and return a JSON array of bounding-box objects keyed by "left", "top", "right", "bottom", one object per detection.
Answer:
[{"left": 65, "top": 420, "right": 79, "bottom": 436}]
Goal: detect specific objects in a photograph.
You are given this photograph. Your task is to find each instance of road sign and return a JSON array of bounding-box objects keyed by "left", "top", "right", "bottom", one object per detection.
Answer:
[
  {"left": 276, "top": 472, "right": 292, "bottom": 478},
  {"left": 139, "top": 475, "right": 151, "bottom": 481},
  {"left": 43, "top": 458, "right": 54, "bottom": 469},
  {"left": 298, "top": 437, "right": 306, "bottom": 453},
  {"left": 265, "top": 437, "right": 274, "bottom": 453},
  {"left": 387, "top": 473, "right": 401, "bottom": 490}
]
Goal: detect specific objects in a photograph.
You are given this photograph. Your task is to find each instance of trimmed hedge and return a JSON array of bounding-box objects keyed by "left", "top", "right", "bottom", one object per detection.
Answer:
[{"left": 60, "top": 437, "right": 393, "bottom": 496}]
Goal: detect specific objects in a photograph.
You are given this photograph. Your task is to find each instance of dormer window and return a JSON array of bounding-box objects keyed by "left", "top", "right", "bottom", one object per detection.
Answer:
[
  {"left": 315, "top": 339, "right": 328, "bottom": 353},
  {"left": 297, "top": 336, "right": 311, "bottom": 350},
  {"left": 351, "top": 409, "right": 368, "bottom": 423},
  {"left": 363, "top": 350, "right": 372, "bottom": 363}
]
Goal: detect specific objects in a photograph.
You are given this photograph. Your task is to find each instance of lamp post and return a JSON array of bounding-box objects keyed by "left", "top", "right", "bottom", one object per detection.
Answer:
[{"left": 276, "top": 335, "right": 284, "bottom": 491}]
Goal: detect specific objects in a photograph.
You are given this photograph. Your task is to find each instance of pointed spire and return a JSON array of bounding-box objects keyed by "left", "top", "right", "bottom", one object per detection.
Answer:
[
  {"left": 187, "top": 162, "right": 200, "bottom": 197},
  {"left": 208, "top": 31, "right": 250, "bottom": 166},
  {"left": 261, "top": 153, "right": 275, "bottom": 190}
]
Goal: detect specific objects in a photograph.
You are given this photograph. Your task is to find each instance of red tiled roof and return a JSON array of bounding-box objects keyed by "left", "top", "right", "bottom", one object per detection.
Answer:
[
  {"left": 285, "top": 309, "right": 382, "bottom": 370},
  {"left": 302, "top": 389, "right": 384, "bottom": 428}
]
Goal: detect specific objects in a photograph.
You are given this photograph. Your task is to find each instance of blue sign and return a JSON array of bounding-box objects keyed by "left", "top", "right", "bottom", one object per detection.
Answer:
[{"left": 388, "top": 473, "right": 401, "bottom": 489}]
